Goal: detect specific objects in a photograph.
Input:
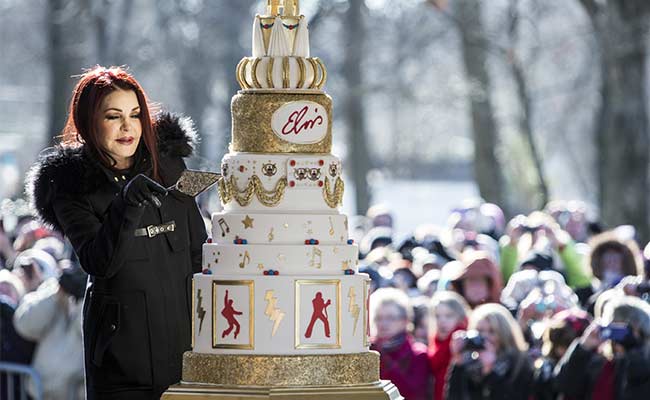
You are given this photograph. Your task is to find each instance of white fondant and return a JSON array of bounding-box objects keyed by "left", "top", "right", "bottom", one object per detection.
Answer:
[
  {"left": 267, "top": 16, "right": 291, "bottom": 57},
  {"left": 202, "top": 243, "right": 358, "bottom": 275},
  {"left": 272, "top": 101, "right": 328, "bottom": 144},
  {"left": 211, "top": 213, "right": 349, "bottom": 245},
  {"left": 293, "top": 17, "right": 310, "bottom": 57},
  {"left": 220, "top": 153, "right": 342, "bottom": 213},
  {"left": 193, "top": 273, "right": 370, "bottom": 355},
  {"left": 252, "top": 16, "right": 266, "bottom": 57}
]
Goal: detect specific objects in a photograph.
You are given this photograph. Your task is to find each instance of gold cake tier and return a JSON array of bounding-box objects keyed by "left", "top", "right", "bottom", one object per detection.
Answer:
[
  {"left": 182, "top": 351, "right": 379, "bottom": 386},
  {"left": 162, "top": 381, "right": 403, "bottom": 400},
  {"left": 231, "top": 91, "right": 332, "bottom": 153}
]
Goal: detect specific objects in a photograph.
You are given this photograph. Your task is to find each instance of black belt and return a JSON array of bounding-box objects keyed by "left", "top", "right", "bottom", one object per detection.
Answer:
[{"left": 135, "top": 221, "right": 176, "bottom": 238}]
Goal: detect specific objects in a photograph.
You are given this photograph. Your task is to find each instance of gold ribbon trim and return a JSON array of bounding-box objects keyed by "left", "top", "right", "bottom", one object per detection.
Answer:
[
  {"left": 323, "top": 176, "right": 344, "bottom": 208},
  {"left": 218, "top": 175, "right": 288, "bottom": 207}
]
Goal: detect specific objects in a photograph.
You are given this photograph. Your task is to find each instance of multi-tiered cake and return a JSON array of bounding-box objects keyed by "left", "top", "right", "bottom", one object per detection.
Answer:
[{"left": 170, "top": 1, "right": 400, "bottom": 398}]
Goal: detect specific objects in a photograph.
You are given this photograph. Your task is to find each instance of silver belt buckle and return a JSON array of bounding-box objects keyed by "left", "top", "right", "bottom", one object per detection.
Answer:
[{"left": 146, "top": 221, "right": 175, "bottom": 238}]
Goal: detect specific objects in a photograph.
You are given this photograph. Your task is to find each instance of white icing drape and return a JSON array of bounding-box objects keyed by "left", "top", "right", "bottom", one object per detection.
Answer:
[
  {"left": 252, "top": 16, "right": 266, "bottom": 57},
  {"left": 293, "top": 17, "right": 310, "bottom": 57},
  {"left": 267, "top": 16, "right": 291, "bottom": 57}
]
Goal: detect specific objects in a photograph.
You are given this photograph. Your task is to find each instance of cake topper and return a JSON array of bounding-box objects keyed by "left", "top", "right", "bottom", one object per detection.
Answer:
[{"left": 267, "top": 0, "right": 299, "bottom": 17}]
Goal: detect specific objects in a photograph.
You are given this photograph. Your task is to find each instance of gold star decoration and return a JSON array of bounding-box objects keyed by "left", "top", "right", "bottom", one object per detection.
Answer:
[{"left": 242, "top": 215, "right": 254, "bottom": 229}]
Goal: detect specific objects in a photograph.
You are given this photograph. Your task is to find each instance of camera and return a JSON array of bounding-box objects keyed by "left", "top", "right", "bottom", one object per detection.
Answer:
[
  {"left": 462, "top": 330, "right": 486, "bottom": 352},
  {"left": 599, "top": 323, "right": 640, "bottom": 349}
]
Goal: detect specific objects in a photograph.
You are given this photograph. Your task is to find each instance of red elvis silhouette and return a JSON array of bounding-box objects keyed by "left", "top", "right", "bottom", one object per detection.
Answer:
[
  {"left": 221, "top": 289, "right": 243, "bottom": 339},
  {"left": 304, "top": 291, "right": 331, "bottom": 338}
]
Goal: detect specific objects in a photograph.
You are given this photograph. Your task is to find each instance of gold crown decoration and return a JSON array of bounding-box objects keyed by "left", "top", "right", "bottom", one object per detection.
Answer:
[{"left": 267, "top": 0, "right": 300, "bottom": 17}]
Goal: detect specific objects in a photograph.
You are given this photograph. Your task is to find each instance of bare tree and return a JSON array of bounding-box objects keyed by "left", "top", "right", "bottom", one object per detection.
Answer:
[
  {"left": 47, "top": 0, "right": 90, "bottom": 146},
  {"left": 433, "top": 0, "right": 508, "bottom": 211},
  {"left": 342, "top": 0, "right": 372, "bottom": 214},
  {"left": 579, "top": 0, "right": 650, "bottom": 241}
]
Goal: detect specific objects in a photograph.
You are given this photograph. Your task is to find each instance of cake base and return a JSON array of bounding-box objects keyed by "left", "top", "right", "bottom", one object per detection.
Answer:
[
  {"left": 182, "top": 351, "right": 380, "bottom": 386},
  {"left": 161, "top": 381, "right": 403, "bottom": 400}
]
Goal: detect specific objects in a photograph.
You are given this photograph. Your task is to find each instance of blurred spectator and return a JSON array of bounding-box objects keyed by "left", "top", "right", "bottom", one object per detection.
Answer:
[
  {"left": 370, "top": 288, "right": 431, "bottom": 400},
  {"left": 367, "top": 204, "right": 394, "bottom": 229},
  {"left": 445, "top": 252, "right": 503, "bottom": 308},
  {"left": 447, "top": 303, "right": 533, "bottom": 400},
  {"left": 411, "top": 297, "right": 430, "bottom": 344},
  {"left": 13, "top": 263, "right": 87, "bottom": 400},
  {"left": 0, "top": 269, "right": 36, "bottom": 399},
  {"left": 12, "top": 220, "right": 56, "bottom": 252},
  {"left": 391, "top": 265, "right": 419, "bottom": 297},
  {"left": 499, "top": 212, "right": 591, "bottom": 291},
  {"left": 582, "top": 231, "right": 644, "bottom": 311},
  {"left": 555, "top": 296, "right": 650, "bottom": 400},
  {"left": 12, "top": 248, "right": 58, "bottom": 293},
  {"left": 532, "top": 309, "right": 591, "bottom": 400},
  {"left": 428, "top": 291, "right": 469, "bottom": 400},
  {"left": 32, "top": 236, "right": 67, "bottom": 262},
  {"left": 417, "top": 269, "right": 441, "bottom": 297},
  {"left": 360, "top": 226, "right": 393, "bottom": 258}
]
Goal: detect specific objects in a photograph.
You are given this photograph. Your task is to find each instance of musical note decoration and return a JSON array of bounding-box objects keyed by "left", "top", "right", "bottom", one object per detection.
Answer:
[
  {"left": 329, "top": 217, "right": 335, "bottom": 237},
  {"left": 239, "top": 251, "right": 251, "bottom": 269},
  {"left": 218, "top": 218, "right": 230, "bottom": 237}
]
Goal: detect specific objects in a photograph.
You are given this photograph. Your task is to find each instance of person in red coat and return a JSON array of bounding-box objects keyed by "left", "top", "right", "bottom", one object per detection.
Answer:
[
  {"left": 370, "top": 288, "right": 431, "bottom": 400},
  {"left": 428, "top": 291, "right": 469, "bottom": 400}
]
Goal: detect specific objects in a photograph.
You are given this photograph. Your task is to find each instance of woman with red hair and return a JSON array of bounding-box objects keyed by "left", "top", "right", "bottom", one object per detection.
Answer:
[{"left": 26, "top": 66, "right": 207, "bottom": 399}]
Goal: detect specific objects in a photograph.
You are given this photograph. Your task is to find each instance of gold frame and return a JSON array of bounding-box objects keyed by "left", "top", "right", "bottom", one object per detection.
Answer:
[
  {"left": 212, "top": 280, "right": 255, "bottom": 350},
  {"left": 363, "top": 279, "right": 370, "bottom": 347},
  {"left": 295, "top": 279, "right": 341, "bottom": 349},
  {"left": 191, "top": 278, "right": 195, "bottom": 349}
]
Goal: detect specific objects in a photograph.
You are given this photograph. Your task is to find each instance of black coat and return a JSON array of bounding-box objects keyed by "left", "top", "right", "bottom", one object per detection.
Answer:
[
  {"left": 446, "top": 352, "right": 534, "bottom": 400},
  {"left": 555, "top": 341, "right": 650, "bottom": 400},
  {"left": 26, "top": 113, "right": 207, "bottom": 399}
]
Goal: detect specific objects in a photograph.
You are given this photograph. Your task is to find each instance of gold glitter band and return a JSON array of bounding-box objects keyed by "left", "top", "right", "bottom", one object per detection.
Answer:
[
  {"left": 231, "top": 92, "right": 332, "bottom": 153},
  {"left": 218, "top": 175, "right": 288, "bottom": 207},
  {"left": 181, "top": 351, "right": 380, "bottom": 386},
  {"left": 323, "top": 176, "right": 345, "bottom": 208},
  {"left": 163, "top": 381, "right": 403, "bottom": 399}
]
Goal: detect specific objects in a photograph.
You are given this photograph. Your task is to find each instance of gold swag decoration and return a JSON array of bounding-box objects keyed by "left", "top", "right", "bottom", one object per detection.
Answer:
[
  {"left": 218, "top": 175, "right": 288, "bottom": 207},
  {"left": 217, "top": 174, "right": 345, "bottom": 209},
  {"left": 323, "top": 176, "right": 344, "bottom": 208}
]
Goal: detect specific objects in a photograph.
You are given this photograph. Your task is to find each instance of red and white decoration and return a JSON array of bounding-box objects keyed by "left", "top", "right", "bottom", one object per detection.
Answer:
[{"left": 272, "top": 101, "right": 328, "bottom": 144}]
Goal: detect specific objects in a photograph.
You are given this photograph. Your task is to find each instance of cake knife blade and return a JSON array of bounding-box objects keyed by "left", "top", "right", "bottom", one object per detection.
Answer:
[{"left": 168, "top": 169, "right": 221, "bottom": 197}]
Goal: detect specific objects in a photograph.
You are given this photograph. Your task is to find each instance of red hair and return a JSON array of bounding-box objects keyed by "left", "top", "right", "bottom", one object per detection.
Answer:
[{"left": 61, "top": 66, "right": 161, "bottom": 182}]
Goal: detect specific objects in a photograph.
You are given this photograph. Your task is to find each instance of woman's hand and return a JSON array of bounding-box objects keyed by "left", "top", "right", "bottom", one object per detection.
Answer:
[
  {"left": 478, "top": 342, "right": 497, "bottom": 376},
  {"left": 450, "top": 330, "right": 467, "bottom": 364},
  {"left": 122, "top": 174, "right": 167, "bottom": 208}
]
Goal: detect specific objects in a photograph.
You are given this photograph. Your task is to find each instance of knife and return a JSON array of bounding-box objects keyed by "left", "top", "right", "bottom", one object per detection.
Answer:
[{"left": 167, "top": 169, "right": 221, "bottom": 197}]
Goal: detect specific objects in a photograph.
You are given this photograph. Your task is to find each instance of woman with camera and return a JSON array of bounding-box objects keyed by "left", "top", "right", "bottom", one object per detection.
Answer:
[
  {"left": 446, "top": 303, "right": 533, "bottom": 400},
  {"left": 26, "top": 66, "right": 207, "bottom": 399},
  {"left": 554, "top": 296, "right": 650, "bottom": 400}
]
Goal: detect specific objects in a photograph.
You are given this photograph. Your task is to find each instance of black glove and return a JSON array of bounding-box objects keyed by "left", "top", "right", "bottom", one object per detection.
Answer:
[{"left": 122, "top": 174, "right": 168, "bottom": 208}]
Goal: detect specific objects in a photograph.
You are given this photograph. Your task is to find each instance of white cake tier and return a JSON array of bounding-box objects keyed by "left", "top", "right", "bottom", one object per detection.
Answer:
[
  {"left": 218, "top": 153, "right": 344, "bottom": 212},
  {"left": 192, "top": 273, "right": 371, "bottom": 355},
  {"left": 202, "top": 243, "right": 358, "bottom": 275},
  {"left": 211, "top": 212, "right": 350, "bottom": 245}
]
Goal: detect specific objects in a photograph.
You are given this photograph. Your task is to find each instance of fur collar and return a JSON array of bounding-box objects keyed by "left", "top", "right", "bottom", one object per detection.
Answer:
[{"left": 26, "top": 112, "right": 198, "bottom": 233}]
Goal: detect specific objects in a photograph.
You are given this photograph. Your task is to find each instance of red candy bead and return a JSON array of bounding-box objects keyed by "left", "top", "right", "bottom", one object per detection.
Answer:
[
  {"left": 319, "top": 160, "right": 324, "bottom": 166},
  {"left": 290, "top": 160, "right": 296, "bottom": 166},
  {"left": 318, "top": 181, "right": 323, "bottom": 187},
  {"left": 289, "top": 181, "right": 295, "bottom": 187}
]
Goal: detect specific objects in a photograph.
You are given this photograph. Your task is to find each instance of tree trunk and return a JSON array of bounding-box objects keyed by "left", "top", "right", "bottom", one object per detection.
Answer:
[
  {"left": 581, "top": 0, "right": 650, "bottom": 242},
  {"left": 454, "top": 0, "right": 507, "bottom": 211},
  {"left": 342, "top": 0, "right": 372, "bottom": 214},
  {"left": 47, "top": 0, "right": 87, "bottom": 147}
]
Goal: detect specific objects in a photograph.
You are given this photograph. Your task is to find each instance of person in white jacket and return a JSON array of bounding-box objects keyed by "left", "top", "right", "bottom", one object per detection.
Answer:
[{"left": 13, "top": 264, "right": 85, "bottom": 400}]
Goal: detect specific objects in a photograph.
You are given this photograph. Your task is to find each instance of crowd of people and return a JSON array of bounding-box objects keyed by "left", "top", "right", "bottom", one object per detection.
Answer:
[
  {"left": 361, "top": 200, "right": 650, "bottom": 400},
  {"left": 3, "top": 194, "right": 650, "bottom": 399}
]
